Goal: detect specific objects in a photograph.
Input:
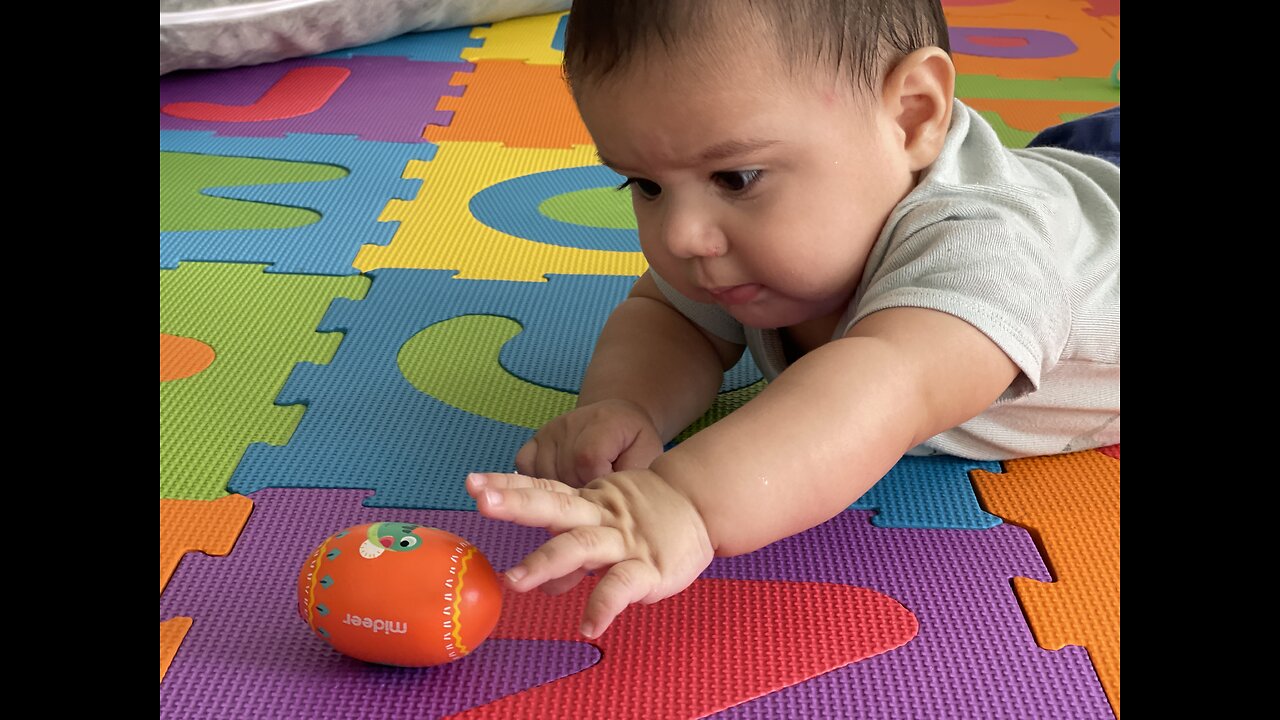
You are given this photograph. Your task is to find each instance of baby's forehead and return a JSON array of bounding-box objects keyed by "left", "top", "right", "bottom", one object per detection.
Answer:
[
  {"left": 572, "top": 38, "right": 872, "bottom": 116},
  {"left": 578, "top": 47, "right": 849, "bottom": 100},
  {"left": 575, "top": 70, "right": 869, "bottom": 134}
]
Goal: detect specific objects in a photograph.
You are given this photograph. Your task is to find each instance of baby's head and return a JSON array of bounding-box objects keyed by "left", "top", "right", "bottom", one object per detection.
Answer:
[{"left": 564, "top": 1, "right": 957, "bottom": 330}]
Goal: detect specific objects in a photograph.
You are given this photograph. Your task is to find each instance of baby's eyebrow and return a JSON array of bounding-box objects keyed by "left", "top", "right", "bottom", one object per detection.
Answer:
[{"left": 697, "top": 138, "right": 779, "bottom": 164}]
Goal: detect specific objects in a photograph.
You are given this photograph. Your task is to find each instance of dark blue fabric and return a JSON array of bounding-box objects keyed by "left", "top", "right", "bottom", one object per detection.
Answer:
[{"left": 1027, "top": 106, "right": 1120, "bottom": 167}]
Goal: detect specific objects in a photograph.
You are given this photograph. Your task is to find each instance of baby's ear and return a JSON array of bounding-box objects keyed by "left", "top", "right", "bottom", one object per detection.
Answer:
[{"left": 881, "top": 47, "right": 955, "bottom": 171}]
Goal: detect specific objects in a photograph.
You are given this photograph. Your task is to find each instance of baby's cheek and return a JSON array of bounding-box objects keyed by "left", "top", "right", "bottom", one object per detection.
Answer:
[
  {"left": 633, "top": 221, "right": 659, "bottom": 255},
  {"left": 636, "top": 237, "right": 680, "bottom": 278}
]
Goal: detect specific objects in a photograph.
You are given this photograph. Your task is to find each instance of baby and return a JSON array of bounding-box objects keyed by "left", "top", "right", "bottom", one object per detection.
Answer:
[{"left": 465, "top": 0, "right": 1119, "bottom": 639}]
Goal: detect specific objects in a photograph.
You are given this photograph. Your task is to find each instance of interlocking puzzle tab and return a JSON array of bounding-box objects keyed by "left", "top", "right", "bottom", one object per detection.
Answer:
[{"left": 160, "top": 263, "right": 367, "bottom": 500}]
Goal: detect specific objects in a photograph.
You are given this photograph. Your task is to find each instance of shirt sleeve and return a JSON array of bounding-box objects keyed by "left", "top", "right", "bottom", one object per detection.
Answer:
[
  {"left": 648, "top": 269, "right": 747, "bottom": 345},
  {"left": 847, "top": 198, "right": 1072, "bottom": 401}
]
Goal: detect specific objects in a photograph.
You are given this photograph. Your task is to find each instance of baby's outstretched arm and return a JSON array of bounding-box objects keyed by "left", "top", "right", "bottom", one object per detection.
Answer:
[
  {"left": 469, "top": 306, "right": 1018, "bottom": 637},
  {"left": 516, "top": 271, "right": 744, "bottom": 485}
]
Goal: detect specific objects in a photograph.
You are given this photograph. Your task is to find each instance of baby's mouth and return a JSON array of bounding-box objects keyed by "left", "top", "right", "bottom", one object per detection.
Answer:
[{"left": 707, "top": 283, "right": 763, "bottom": 305}]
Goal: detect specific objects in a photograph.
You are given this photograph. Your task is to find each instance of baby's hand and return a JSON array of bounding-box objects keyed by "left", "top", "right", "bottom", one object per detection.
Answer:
[
  {"left": 466, "top": 469, "right": 714, "bottom": 638},
  {"left": 516, "top": 399, "right": 664, "bottom": 487}
]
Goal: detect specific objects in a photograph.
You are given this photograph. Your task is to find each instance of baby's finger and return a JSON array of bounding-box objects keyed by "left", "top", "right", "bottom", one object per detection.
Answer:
[
  {"left": 476, "top": 484, "right": 604, "bottom": 532},
  {"left": 534, "top": 440, "right": 561, "bottom": 483},
  {"left": 467, "top": 472, "right": 576, "bottom": 495},
  {"left": 579, "top": 559, "right": 660, "bottom": 639},
  {"left": 613, "top": 433, "right": 664, "bottom": 472},
  {"left": 515, "top": 439, "right": 538, "bottom": 476},
  {"left": 554, "top": 436, "right": 592, "bottom": 488},
  {"left": 573, "top": 424, "right": 626, "bottom": 483},
  {"left": 506, "top": 527, "right": 624, "bottom": 591},
  {"left": 537, "top": 568, "right": 590, "bottom": 596}
]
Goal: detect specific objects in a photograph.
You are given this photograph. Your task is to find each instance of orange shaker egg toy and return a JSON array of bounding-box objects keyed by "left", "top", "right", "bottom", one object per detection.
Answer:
[{"left": 298, "top": 523, "right": 503, "bottom": 667}]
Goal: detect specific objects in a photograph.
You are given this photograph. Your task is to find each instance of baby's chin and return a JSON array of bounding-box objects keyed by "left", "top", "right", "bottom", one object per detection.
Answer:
[
  {"left": 725, "top": 296, "right": 814, "bottom": 330},
  {"left": 725, "top": 290, "right": 851, "bottom": 330}
]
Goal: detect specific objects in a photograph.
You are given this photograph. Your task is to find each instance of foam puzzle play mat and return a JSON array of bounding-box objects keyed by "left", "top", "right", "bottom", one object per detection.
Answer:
[{"left": 160, "top": 2, "right": 1120, "bottom": 717}]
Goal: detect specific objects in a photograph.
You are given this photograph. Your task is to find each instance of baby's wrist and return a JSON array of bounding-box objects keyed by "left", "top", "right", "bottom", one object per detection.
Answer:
[
  {"left": 645, "top": 456, "right": 722, "bottom": 552},
  {"left": 582, "top": 397, "right": 661, "bottom": 432},
  {"left": 589, "top": 466, "right": 716, "bottom": 553}
]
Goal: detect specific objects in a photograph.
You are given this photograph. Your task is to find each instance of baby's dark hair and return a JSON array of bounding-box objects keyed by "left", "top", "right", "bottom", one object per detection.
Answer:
[{"left": 564, "top": 0, "right": 950, "bottom": 95}]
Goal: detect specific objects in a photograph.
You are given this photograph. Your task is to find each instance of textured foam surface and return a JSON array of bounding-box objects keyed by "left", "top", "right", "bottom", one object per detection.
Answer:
[
  {"left": 160, "top": 617, "right": 193, "bottom": 683},
  {"left": 973, "top": 449, "right": 1121, "bottom": 715},
  {"left": 353, "top": 142, "right": 647, "bottom": 280},
  {"left": 463, "top": 577, "right": 917, "bottom": 718},
  {"left": 160, "top": 333, "right": 216, "bottom": 382},
  {"left": 160, "top": 489, "right": 1111, "bottom": 718},
  {"left": 160, "top": 263, "right": 367, "bottom": 500},
  {"left": 160, "top": 132, "right": 433, "bottom": 275},
  {"left": 703, "top": 509, "right": 1113, "bottom": 718},
  {"left": 460, "top": 12, "right": 567, "bottom": 65},
  {"left": 160, "top": 57, "right": 471, "bottom": 143},
  {"left": 229, "top": 271, "right": 758, "bottom": 509},
  {"left": 426, "top": 61, "right": 590, "bottom": 147},
  {"left": 161, "top": 489, "right": 916, "bottom": 717},
  {"left": 160, "top": 494, "right": 254, "bottom": 593},
  {"left": 159, "top": 152, "right": 345, "bottom": 232},
  {"left": 469, "top": 165, "right": 638, "bottom": 251},
  {"left": 947, "top": 0, "right": 1119, "bottom": 80},
  {"left": 318, "top": 26, "right": 482, "bottom": 62}
]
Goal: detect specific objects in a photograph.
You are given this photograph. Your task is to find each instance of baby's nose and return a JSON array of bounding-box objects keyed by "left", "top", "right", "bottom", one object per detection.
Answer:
[{"left": 661, "top": 206, "right": 726, "bottom": 259}]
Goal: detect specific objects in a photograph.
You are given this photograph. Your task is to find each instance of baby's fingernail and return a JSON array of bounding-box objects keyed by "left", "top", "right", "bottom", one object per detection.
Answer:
[
  {"left": 505, "top": 566, "right": 527, "bottom": 584},
  {"left": 485, "top": 489, "right": 503, "bottom": 507},
  {"left": 468, "top": 473, "right": 486, "bottom": 489},
  {"left": 580, "top": 621, "right": 596, "bottom": 639}
]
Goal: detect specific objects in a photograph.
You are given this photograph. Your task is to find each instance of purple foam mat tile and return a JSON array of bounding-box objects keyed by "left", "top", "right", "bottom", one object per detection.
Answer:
[
  {"left": 160, "top": 57, "right": 470, "bottom": 143},
  {"left": 162, "top": 637, "right": 597, "bottom": 719},
  {"left": 161, "top": 489, "right": 1111, "bottom": 719},
  {"left": 702, "top": 511, "right": 1114, "bottom": 719},
  {"left": 160, "top": 488, "right": 598, "bottom": 719}
]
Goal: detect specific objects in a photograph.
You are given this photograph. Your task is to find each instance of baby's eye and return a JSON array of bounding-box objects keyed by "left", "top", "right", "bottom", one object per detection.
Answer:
[
  {"left": 712, "top": 170, "right": 763, "bottom": 193},
  {"left": 617, "top": 177, "right": 662, "bottom": 199}
]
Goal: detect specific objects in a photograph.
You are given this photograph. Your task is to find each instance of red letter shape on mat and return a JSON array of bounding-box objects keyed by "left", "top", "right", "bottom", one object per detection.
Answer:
[
  {"left": 162, "top": 67, "right": 351, "bottom": 122},
  {"left": 453, "top": 577, "right": 917, "bottom": 718}
]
